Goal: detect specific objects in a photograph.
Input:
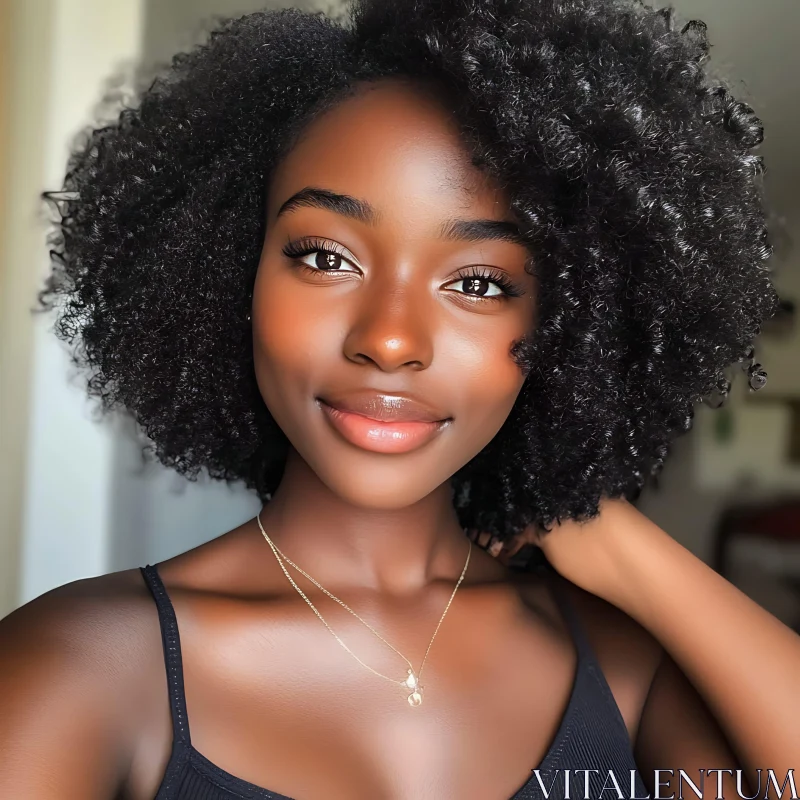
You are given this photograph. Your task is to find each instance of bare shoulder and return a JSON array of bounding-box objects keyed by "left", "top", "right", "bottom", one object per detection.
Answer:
[
  {"left": 0, "top": 567, "right": 159, "bottom": 665},
  {"left": 0, "top": 568, "right": 165, "bottom": 798},
  {"left": 556, "top": 572, "right": 663, "bottom": 660},
  {"left": 513, "top": 565, "right": 664, "bottom": 738},
  {"left": 512, "top": 565, "right": 661, "bottom": 655}
]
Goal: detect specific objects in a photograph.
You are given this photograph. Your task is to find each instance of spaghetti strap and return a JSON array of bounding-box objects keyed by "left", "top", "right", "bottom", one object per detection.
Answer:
[
  {"left": 544, "top": 569, "right": 634, "bottom": 744},
  {"left": 134, "top": 559, "right": 645, "bottom": 800},
  {"left": 140, "top": 564, "right": 192, "bottom": 746}
]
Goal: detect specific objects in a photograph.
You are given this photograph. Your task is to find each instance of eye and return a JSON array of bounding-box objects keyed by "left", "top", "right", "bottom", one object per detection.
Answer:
[
  {"left": 444, "top": 267, "right": 525, "bottom": 300},
  {"left": 448, "top": 275, "right": 504, "bottom": 298},
  {"left": 281, "top": 237, "right": 360, "bottom": 274}
]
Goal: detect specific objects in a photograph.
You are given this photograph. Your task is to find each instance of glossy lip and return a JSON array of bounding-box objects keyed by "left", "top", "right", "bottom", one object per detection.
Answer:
[
  {"left": 316, "top": 391, "right": 453, "bottom": 454},
  {"left": 317, "top": 389, "right": 450, "bottom": 423}
]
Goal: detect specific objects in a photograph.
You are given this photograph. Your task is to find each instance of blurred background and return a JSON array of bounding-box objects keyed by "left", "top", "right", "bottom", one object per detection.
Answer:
[{"left": 1, "top": 0, "right": 798, "bottom": 631}]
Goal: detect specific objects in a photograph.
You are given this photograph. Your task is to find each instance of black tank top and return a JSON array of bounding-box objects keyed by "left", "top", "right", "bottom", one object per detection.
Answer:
[{"left": 140, "top": 563, "right": 648, "bottom": 799}]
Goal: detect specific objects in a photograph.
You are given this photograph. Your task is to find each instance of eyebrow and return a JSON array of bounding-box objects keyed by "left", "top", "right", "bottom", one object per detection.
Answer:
[{"left": 276, "top": 186, "right": 529, "bottom": 246}]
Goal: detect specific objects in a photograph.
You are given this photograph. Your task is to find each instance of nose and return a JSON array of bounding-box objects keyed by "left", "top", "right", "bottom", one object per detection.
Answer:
[{"left": 342, "top": 282, "right": 434, "bottom": 372}]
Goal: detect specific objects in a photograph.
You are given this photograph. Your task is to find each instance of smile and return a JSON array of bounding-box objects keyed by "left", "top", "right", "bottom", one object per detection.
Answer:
[{"left": 317, "top": 399, "right": 452, "bottom": 454}]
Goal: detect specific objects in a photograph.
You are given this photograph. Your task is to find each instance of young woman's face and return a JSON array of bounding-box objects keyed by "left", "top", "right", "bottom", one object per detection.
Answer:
[{"left": 253, "top": 79, "right": 536, "bottom": 509}]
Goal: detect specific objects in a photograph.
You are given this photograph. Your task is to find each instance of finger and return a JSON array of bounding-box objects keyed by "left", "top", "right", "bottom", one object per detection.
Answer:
[
  {"left": 503, "top": 535, "right": 527, "bottom": 557},
  {"left": 466, "top": 530, "right": 505, "bottom": 557}
]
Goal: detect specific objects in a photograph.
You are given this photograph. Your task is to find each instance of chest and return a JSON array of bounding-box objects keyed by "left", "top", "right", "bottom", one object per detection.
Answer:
[{"left": 129, "top": 581, "right": 640, "bottom": 800}]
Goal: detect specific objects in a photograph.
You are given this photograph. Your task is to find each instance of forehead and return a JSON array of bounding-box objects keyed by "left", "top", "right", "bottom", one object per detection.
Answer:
[{"left": 267, "top": 80, "right": 513, "bottom": 227}]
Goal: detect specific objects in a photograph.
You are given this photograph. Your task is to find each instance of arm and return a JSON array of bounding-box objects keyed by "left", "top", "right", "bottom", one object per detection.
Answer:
[
  {"left": 528, "top": 499, "right": 800, "bottom": 792},
  {"left": 0, "top": 579, "right": 139, "bottom": 798}
]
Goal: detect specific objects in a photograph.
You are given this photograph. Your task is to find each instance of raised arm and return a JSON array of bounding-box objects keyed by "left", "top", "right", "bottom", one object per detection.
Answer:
[{"left": 519, "top": 499, "right": 800, "bottom": 795}]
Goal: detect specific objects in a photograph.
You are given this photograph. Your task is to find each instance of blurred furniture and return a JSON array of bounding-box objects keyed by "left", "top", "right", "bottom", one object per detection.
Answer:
[
  {"left": 713, "top": 498, "right": 800, "bottom": 576},
  {"left": 712, "top": 498, "right": 800, "bottom": 633}
]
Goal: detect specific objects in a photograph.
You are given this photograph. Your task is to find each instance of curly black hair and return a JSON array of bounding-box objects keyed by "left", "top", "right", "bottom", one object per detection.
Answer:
[{"left": 40, "top": 0, "right": 779, "bottom": 543}]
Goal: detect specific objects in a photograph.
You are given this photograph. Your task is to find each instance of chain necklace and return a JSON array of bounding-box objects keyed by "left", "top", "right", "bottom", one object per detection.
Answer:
[{"left": 256, "top": 512, "right": 472, "bottom": 707}]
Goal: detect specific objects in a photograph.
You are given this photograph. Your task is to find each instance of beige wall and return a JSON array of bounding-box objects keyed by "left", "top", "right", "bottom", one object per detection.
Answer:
[
  {"left": 1, "top": 1, "right": 146, "bottom": 613},
  {"left": 0, "top": 2, "right": 8, "bottom": 223},
  {"left": 0, "top": 1, "right": 54, "bottom": 617},
  {"left": 0, "top": 0, "right": 12, "bottom": 615}
]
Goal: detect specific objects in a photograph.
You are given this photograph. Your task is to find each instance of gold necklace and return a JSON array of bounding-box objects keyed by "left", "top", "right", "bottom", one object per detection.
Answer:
[{"left": 256, "top": 511, "right": 471, "bottom": 707}]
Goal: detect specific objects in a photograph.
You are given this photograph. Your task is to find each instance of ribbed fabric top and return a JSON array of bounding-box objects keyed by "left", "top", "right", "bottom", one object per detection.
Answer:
[{"left": 139, "top": 563, "right": 647, "bottom": 799}]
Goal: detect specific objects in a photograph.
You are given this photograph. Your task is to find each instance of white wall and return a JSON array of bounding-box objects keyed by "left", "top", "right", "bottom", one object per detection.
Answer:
[
  {"left": 13, "top": 1, "right": 147, "bottom": 606},
  {"left": 0, "top": 1, "right": 54, "bottom": 616}
]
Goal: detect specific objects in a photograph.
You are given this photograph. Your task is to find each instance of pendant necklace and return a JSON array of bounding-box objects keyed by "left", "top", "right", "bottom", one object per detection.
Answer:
[{"left": 256, "top": 512, "right": 471, "bottom": 707}]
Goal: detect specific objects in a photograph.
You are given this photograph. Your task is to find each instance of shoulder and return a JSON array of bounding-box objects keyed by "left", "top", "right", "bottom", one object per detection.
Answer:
[
  {"left": 557, "top": 571, "right": 663, "bottom": 663},
  {"left": 524, "top": 566, "right": 664, "bottom": 738},
  {"left": 0, "top": 567, "right": 161, "bottom": 669},
  {"left": 0, "top": 568, "right": 166, "bottom": 793}
]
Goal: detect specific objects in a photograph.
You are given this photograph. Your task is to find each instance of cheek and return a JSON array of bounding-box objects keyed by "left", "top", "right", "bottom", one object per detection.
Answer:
[
  {"left": 445, "top": 326, "right": 528, "bottom": 443},
  {"left": 251, "top": 265, "right": 332, "bottom": 416}
]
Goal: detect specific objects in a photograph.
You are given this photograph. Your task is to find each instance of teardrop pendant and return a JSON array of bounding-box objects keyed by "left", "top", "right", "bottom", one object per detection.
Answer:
[{"left": 404, "top": 669, "right": 423, "bottom": 706}]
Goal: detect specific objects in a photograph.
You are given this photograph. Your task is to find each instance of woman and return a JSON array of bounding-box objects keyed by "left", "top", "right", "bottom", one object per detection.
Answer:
[{"left": 1, "top": 0, "right": 797, "bottom": 797}]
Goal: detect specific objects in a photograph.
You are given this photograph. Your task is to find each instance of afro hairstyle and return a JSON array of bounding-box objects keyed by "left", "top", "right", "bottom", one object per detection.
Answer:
[{"left": 40, "top": 0, "right": 780, "bottom": 542}]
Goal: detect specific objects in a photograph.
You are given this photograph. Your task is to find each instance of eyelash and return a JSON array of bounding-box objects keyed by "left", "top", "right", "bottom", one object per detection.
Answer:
[
  {"left": 280, "top": 237, "right": 526, "bottom": 301},
  {"left": 452, "top": 266, "right": 526, "bottom": 299}
]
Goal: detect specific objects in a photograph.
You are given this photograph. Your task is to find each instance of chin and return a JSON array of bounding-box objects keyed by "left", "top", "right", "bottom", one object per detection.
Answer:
[{"left": 321, "top": 470, "right": 449, "bottom": 510}]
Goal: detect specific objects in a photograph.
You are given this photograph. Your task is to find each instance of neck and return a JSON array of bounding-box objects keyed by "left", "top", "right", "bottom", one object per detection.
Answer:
[{"left": 256, "top": 447, "right": 473, "bottom": 597}]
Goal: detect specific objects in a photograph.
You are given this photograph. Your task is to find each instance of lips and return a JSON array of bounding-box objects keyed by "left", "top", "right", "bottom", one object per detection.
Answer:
[
  {"left": 316, "top": 390, "right": 452, "bottom": 454},
  {"left": 317, "top": 390, "right": 450, "bottom": 423}
]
